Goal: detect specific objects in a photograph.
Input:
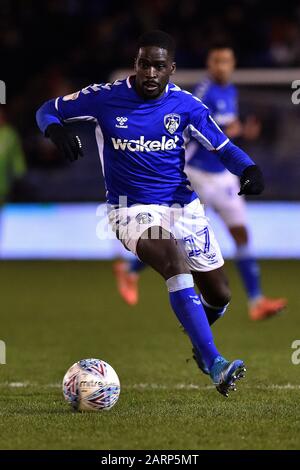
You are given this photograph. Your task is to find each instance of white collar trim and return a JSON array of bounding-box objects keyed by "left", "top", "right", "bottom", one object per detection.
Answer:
[{"left": 126, "top": 76, "right": 132, "bottom": 88}]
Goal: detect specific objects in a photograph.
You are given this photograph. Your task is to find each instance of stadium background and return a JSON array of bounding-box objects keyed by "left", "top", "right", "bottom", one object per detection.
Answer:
[
  {"left": 0, "top": 0, "right": 300, "bottom": 451},
  {"left": 1, "top": 0, "right": 300, "bottom": 259}
]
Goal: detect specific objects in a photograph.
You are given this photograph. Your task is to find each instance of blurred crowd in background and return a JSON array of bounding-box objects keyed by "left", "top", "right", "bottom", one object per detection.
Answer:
[{"left": 1, "top": 0, "right": 300, "bottom": 202}]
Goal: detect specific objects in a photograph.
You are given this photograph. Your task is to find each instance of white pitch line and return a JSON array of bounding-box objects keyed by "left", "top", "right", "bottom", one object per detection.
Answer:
[
  {"left": 1, "top": 382, "right": 300, "bottom": 390},
  {"left": 125, "top": 383, "right": 300, "bottom": 390}
]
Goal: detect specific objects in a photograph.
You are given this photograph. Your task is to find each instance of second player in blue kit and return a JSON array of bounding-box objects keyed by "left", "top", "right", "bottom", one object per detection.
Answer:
[{"left": 185, "top": 44, "right": 287, "bottom": 321}]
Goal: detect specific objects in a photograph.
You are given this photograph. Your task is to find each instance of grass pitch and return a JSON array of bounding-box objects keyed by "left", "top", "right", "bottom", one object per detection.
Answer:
[{"left": 0, "top": 260, "right": 299, "bottom": 450}]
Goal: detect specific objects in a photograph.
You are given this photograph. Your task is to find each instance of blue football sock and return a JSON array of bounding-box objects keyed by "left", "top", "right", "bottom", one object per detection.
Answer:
[
  {"left": 235, "top": 244, "right": 262, "bottom": 301},
  {"left": 200, "top": 294, "right": 229, "bottom": 326},
  {"left": 167, "top": 274, "right": 220, "bottom": 370},
  {"left": 128, "top": 258, "right": 146, "bottom": 274}
]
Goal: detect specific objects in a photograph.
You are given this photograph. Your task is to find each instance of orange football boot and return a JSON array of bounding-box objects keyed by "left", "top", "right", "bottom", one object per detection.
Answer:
[
  {"left": 113, "top": 260, "right": 139, "bottom": 306},
  {"left": 249, "top": 296, "right": 287, "bottom": 321}
]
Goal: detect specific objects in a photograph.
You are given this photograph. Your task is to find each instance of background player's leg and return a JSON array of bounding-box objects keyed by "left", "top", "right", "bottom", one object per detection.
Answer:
[
  {"left": 129, "top": 258, "right": 146, "bottom": 273},
  {"left": 211, "top": 180, "right": 287, "bottom": 319},
  {"left": 230, "top": 225, "right": 262, "bottom": 301},
  {"left": 113, "top": 257, "right": 146, "bottom": 306},
  {"left": 113, "top": 259, "right": 140, "bottom": 306},
  {"left": 192, "top": 266, "right": 231, "bottom": 325},
  {"left": 230, "top": 225, "right": 287, "bottom": 320},
  {"left": 136, "top": 226, "right": 221, "bottom": 371}
]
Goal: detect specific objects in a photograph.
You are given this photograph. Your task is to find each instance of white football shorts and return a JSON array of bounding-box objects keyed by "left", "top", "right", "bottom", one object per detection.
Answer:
[
  {"left": 108, "top": 198, "right": 224, "bottom": 272},
  {"left": 185, "top": 166, "right": 247, "bottom": 227}
]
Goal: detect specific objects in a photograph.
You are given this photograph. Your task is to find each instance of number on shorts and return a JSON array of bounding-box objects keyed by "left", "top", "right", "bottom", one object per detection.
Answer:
[{"left": 183, "top": 227, "right": 210, "bottom": 258}]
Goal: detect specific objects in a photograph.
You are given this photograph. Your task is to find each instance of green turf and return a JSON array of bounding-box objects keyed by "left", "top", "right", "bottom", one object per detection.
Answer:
[{"left": 0, "top": 260, "right": 299, "bottom": 450}]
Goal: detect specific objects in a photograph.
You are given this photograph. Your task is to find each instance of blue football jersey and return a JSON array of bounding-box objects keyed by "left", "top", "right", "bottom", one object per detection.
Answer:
[
  {"left": 187, "top": 77, "right": 238, "bottom": 173},
  {"left": 37, "top": 77, "right": 231, "bottom": 206}
]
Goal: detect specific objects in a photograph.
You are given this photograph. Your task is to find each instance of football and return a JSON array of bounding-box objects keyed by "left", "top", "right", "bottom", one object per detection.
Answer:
[{"left": 62, "top": 358, "right": 120, "bottom": 411}]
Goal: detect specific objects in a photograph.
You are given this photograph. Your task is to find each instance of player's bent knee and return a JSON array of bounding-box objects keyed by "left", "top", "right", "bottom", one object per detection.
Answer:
[
  {"left": 220, "top": 292, "right": 231, "bottom": 308},
  {"left": 219, "top": 288, "right": 231, "bottom": 306},
  {"left": 157, "top": 241, "right": 189, "bottom": 278},
  {"left": 213, "top": 280, "right": 232, "bottom": 306},
  {"left": 163, "top": 258, "right": 189, "bottom": 280},
  {"left": 203, "top": 288, "right": 231, "bottom": 309},
  {"left": 200, "top": 293, "right": 230, "bottom": 319},
  {"left": 136, "top": 229, "right": 189, "bottom": 279}
]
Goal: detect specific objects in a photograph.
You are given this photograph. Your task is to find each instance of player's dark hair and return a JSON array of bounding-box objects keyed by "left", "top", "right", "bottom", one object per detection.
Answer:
[
  {"left": 137, "top": 30, "right": 176, "bottom": 59},
  {"left": 207, "top": 41, "right": 235, "bottom": 56}
]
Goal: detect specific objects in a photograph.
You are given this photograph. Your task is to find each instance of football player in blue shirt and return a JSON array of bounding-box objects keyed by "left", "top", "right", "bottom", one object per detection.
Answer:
[
  {"left": 116, "top": 43, "right": 287, "bottom": 321},
  {"left": 36, "top": 31, "right": 265, "bottom": 397},
  {"left": 185, "top": 44, "right": 287, "bottom": 321}
]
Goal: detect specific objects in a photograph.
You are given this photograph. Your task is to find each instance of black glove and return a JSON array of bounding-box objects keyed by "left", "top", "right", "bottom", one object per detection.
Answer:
[
  {"left": 46, "top": 123, "right": 83, "bottom": 162},
  {"left": 238, "top": 165, "right": 264, "bottom": 195}
]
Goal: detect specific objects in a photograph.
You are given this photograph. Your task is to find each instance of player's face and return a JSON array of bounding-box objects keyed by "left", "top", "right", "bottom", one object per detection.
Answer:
[
  {"left": 134, "top": 46, "right": 176, "bottom": 99},
  {"left": 207, "top": 49, "right": 235, "bottom": 84}
]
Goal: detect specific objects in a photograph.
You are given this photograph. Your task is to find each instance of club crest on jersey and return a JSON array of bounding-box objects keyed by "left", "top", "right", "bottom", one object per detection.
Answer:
[
  {"left": 136, "top": 212, "right": 154, "bottom": 224},
  {"left": 116, "top": 116, "right": 128, "bottom": 128},
  {"left": 164, "top": 113, "right": 180, "bottom": 134}
]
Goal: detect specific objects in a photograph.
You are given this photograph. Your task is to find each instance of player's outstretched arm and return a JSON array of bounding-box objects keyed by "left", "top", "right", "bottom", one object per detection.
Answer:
[
  {"left": 36, "top": 99, "right": 83, "bottom": 162},
  {"left": 189, "top": 103, "right": 264, "bottom": 196},
  {"left": 46, "top": 123, "right": 83, "bottom": 162},
  {"left": 216, "top": 141, "right": 264, "bottom": 196},
  {"left": 36, "top": 84, "right": 104, "bottom": 162},
  {"left": 237, "top": 164, "right": 264, "bottom": 195}
]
